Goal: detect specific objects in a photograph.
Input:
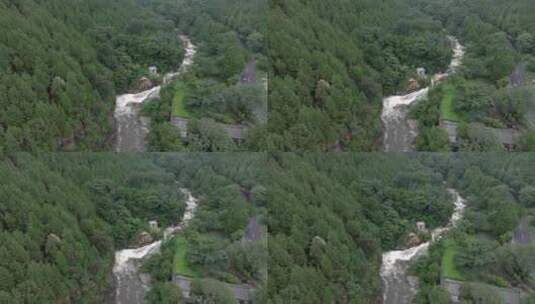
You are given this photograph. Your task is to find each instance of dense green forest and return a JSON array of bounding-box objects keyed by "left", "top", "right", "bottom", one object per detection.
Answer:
[
  {"left": 268, "top": 154, "right": 454, "bottom": 302},
  {"left": 268, "top": 0, "right": 453, "bottom": 151},
  {"left": 144, "top": 153, "right": 267, "bottom": 303},
  {"left": 0, "top": 0, "right": 266, "bottom": 152},
  {"left": 268, "top": 153, "right": 535, "bottom": 303},
  {"left": 412, "top": 154, "right": 535, "bottom": 303},
  {"left": 0, "top": 153, "right": 266, "bottom": 303},
  {"left": 142, "top": 0, "right": 268, "bottom": 152},
  {"left": 0, "top": 0, "right": 184, "bottom": 151},
  {"left": 411, "top": 0, "right": 535, "bottom": 152}
]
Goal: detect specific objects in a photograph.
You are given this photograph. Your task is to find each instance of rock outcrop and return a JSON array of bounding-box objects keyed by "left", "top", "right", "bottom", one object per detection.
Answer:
[
  {"left": 136, "top": 77, "right": 153, "bottom": 91},
  {"left": 135, "top": 231, "right": 154, "bottom": 247}
]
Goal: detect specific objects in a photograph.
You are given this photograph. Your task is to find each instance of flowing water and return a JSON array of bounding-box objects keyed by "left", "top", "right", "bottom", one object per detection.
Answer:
[
  {"left": 112, "top": 188, "right": 199, "bottom": 304},
  {"left": 382, "top": 37, "right": 465, "bottom": 152},
  {"left": 380, "top": 189, "right": 466, "bottom": 304},
  {"left": 114, "top": 35, "right": 197, "bottom": 152}
]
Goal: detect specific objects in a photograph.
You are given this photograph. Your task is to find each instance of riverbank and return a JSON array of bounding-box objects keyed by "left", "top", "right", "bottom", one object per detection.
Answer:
[
  {"left": 112, "top": 188, "right": 199, "bottom": 304},
  {"left": 382, "top": 36, "right": 465, "bottom": 152},
  {"left": 114, "top": 35, "right": 197, "bottom": 152},
  {"left": 381, "top": 189, "right": 466, "bottom": 304}
]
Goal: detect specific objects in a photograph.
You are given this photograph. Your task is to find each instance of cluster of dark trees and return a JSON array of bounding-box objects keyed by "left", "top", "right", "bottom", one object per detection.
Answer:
[
  {"left": 0, "top": 153, "right": 266, "bottom": 303},
  {"left": 268, "top": 0, "right": 453, "bottom": 151},
  {"left": 412, "top": 0, "right": 535, "bottom": 151},
  {"left": 0, "top": 0, "right": 184, "bottom": 152}
]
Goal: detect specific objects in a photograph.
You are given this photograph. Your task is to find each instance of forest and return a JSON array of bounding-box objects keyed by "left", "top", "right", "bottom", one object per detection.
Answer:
[
  {"left": 0, "top": 153, "right": 266, "bottom": 303},
  {"left": 410, "top": 154, "right": 535, "bottom": 303},
  {"left": 139, "top": 0, "right": 268, "bottom": 152},
  {"left": 410, "top": 0, "right": 535, "bottom": 152},
  {"left": 0, "top": 0, "right": 266, "bottom": 152},
  {"left": 267, "top": 0, "right": 453, "bottom": 151},
  {"left": 268, "top": 153, "right": 535, "bottom": 303},
  {"left": 0, "top": 0, "right": 185, "bottom": 151}
]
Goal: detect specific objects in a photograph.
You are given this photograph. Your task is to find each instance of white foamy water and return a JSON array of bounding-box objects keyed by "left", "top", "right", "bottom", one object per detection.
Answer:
[
  {"left": 113, "top": 188, "right": 199, "bottom": 304},
  {"left": 380, "top": 189, "right": 466, "bottom": 304},
  {"left": 382, "top": 37, "right": 465, "bottom": 152},
  {"left": 114, "top": 35, "right": 197, "bottom": 152}
]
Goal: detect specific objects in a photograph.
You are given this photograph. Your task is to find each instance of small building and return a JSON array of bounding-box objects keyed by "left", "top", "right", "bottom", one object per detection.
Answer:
[{"left": 149, "top": 66, "right": 158, "bottom": 75}]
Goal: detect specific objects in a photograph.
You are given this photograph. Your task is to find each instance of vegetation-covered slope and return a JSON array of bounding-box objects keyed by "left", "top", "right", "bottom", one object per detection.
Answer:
[
  {"left": 0, "top": 153, "right": 266, "bottom": 303},
  {"left": 411, "top": 0, "right": 535, "bottom": 151},
  {"left": 268, "top": 153, "right": 454, "bottom": 302},
  {"left": 268, "top": 0, "right": 453, "bottom": 151},
  {"left": 0, "top": 0, "right": 183, "bottom": 151},
  {"left": 141, "top": 0, "right": 268, "bottom": 152},
  {"left": 268, "top": 153, "right": 535, "bottom": 303}
]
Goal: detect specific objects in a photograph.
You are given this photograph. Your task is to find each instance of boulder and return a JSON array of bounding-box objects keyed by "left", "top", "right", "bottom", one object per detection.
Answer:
[
  {"left": 136, "top": 76, "right": 153, "bottom": 91},
  {"left": 406, "top": 78, "right": 420, "bottom": 93},
  {"left": 135, "top": 231, "right": 154, "bottom": 247},
  {"left": 45, "top": 233, "right": 62, "bottom": 254},
  {"left": 406, "top": 232, "right": 422, "bottom": 247},
  {"left": 314, "top": 79, "right": 331, "bottom": 104},
  {"left": 312, "top": 235, "right": 327, "bottom": 246}
]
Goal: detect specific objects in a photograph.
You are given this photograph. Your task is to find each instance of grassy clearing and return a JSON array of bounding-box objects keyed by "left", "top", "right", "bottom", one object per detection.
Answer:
[
  {"left": 440, "top": 84, "right": 461, "bottom": 122},
  {"left": 171, "top": 82, "right": 191, "bottom": 118},
  {"left": 442, "top": 239, "right": 465, "bottom": 281},
  {"left": 173, "top": 236, "right": 197, "bottom": 277}
]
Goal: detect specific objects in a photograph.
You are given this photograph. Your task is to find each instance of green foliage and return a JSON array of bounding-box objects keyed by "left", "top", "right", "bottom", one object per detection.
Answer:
[
  {"left": 0, "top": 153, "right": 267, "bottom": 302},
  {"left": 440, "top": 84, "right": 461, "bottom": 122},
  {"left": 0, "top": 0, "right": 184, "bottom": 151},
  {"left": 0, "top": 153, "right": 183, "bottom": 301},
  {"left": 268, "top": 154, "right": 456, "bottom": 302},
  {"left": 268, "top": 0, "right": 452, "bottom": 151},
  {"left": 416, "top": 127, "right": 451, "bottom": 152},
  {"left": 148, "top": 123, "right": 185, "bottom": 152},
  {"left": 173, "top": 237, "right": 196, "bottom": 277},
  {"left": 187, "top": 119, "right": 237, "bottom": 152},
  {"left": 171, "top": 82, "right": 190, "bottom": 118},
  {"left": 520, "top": 187, "right": 535, "bottom": 208},
  {"left": 146, "top": 282, "right": 183, "bottom": 304},
  {"left": 442, "top": 240, "right": 465, "bottom": 280},
  {"left": 191, "top": 278, "right": 235, "bottom": 304}
]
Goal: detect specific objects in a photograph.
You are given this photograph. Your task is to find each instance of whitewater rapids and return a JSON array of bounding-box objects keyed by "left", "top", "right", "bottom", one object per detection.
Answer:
[
  {"left": 112, "top": 188, "right": 199, "bottom": 304},
  {"left": 114, "top": 35, "right": 197, "bottom": 152},
  {"left": 380, "top": 189, "right": 466, "bottom": 304},
  {"left": 382, "top": 37, "right": 465, "bottom": 152}
]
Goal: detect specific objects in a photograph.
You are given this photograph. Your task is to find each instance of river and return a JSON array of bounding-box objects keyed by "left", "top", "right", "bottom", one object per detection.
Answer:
[
  {"left": 380, "top": 188, "right": 466, "bottom": 304},
  {"left": 114, "top": 35, "right": 197, "bottom": 152},
  {"left": 112, "top": 188, "right": 199, "bottom": 304},
  {"left": 382, "top": 36, "right": 465, "bottom": 152}
]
